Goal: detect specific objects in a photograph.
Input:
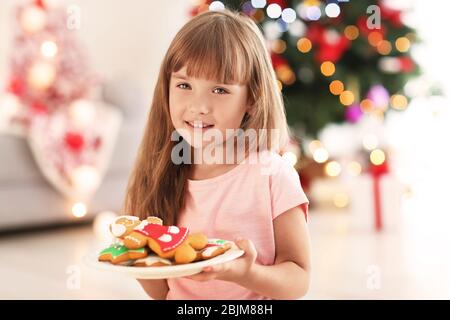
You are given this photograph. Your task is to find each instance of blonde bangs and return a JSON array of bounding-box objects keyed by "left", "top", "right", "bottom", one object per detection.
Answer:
[{"left": 167, "top": 14, "right": 253, "bottom": 86}]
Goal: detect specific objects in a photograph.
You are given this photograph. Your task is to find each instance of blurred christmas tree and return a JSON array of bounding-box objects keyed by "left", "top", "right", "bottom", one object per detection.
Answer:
[
  {"left": 3, "top": 0, "right": 95, "bottom": 132},
  {"left": 191, "top": 0, "right": 420, "bottom": 138},
  {"left": 0, "top": 0, "right": 122, "bottom": 207}
]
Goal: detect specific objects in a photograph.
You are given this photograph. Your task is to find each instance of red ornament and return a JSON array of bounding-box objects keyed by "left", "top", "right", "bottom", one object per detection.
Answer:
[
  {"left": 93, "top": 136, "right": 102, "bottom": 150},
  {"left": 306, "top": 25, "right": 350, "bottom": 63},
  {"left": 8, "top": 77, "right": 25, "bottom": 96},
  {"left": 31, "top": 101, "right": 49, "bottom": 114},
  {"left": 267, "top": 0, "right": 287, "bottom": 9},
  {"left": 270, "top": 52, "right": 289, "bottom": 69},
  {"left": 189, "top": 0, "right": 211, "bottom": 17},
  {"left": 316, "top": 40, "right": 349, "bottom": 63},
  {"left": 305, "top": 24, "right": 324, "bottom": 43},
  {"left": 34, "top": 0, "right": 46, "bottom": 9},
  {"left": 398, "top": 56, "right": 415, "bottom": 73},
  {"left": 379, "top": 3, "right": 404, "bottom": 28},
  {"left": 369, "top": 160, "right": 389, "bottom": 177},
  {"left": 64, "top": 132, "right": 85, "bottom": 152}
]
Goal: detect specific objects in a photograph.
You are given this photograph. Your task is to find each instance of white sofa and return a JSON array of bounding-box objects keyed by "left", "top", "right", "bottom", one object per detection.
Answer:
[{"left": 0, "top": 80, "right": 148, "bottom": 232}]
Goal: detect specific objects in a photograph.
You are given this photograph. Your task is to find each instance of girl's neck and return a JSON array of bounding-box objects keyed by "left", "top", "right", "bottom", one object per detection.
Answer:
[
  {"left": 188, "top": 135, "right": 256, "bottom": 180},
  {"left": 189, "top": 144, "right": 247, "bottom": 181},
  {"left": 189, "top": 162, "right": 237, "bottom": 180}
]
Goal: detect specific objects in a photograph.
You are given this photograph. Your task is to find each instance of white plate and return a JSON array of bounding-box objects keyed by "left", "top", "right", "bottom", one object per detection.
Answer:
[{"left": 83, "top": 241, "right": 245, "bottom": 279}]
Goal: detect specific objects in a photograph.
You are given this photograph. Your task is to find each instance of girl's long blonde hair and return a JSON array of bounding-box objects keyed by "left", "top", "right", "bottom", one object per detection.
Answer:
[{"left": 123, "top": 9, "right": 291, "bottom": 225}]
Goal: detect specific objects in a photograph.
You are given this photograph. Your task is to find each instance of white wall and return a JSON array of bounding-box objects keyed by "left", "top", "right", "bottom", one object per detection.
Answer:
[{"left": 0, "top": 0, "right": 191, "bottom": 103}]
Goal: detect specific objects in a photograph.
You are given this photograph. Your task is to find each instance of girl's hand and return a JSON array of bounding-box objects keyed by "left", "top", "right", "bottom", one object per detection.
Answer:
[{"left": 184, "top": 238, "right": 257, "bottom": 283}]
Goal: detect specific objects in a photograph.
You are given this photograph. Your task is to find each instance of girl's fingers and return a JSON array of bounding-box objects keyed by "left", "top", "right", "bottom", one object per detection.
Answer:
[
  {"left": 204, "top": 263, "right": 228, "bottom": 273},
  {"left": 234, "top": 238, "right": 258, "bottom": 260},
  {"left": 185, "top": 272, "right": 216, "bottom": 281},
  {"left": 185, "top": 263, "right": 230, "bottom": 281}
]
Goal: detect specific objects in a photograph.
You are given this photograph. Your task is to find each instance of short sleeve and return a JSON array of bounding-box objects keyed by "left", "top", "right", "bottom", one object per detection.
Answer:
[{"left": 269, "top": 155, "right": 309, "bottom": 222}]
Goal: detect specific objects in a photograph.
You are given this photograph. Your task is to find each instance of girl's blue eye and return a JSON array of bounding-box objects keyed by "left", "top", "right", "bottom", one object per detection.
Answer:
[
  {"left": 213, "top": 87, "right": 229, "bottom": 95},
  {"left": 177, "top": 83, "right": 191, "bottom": 90}
]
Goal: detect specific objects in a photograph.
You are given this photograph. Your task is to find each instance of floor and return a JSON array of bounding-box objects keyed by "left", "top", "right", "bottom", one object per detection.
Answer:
[{"left": 1, "top": 208, "right": 449, "bottom": 299}]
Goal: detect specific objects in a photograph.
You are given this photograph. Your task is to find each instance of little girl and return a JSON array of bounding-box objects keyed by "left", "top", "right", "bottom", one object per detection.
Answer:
[{"left": 123, "top": 9, "right": 310, "bottom": 300}]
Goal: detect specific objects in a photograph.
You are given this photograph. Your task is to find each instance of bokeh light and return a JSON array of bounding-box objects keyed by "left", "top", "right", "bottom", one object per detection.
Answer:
[
  {"left": 347, "top": 161, "right": 362, "bottom": 176},
  {"left": 363, "top": 134, "right": 379, "bottom": 150},
  {"left": 72, "top": 202, "right": 87, "bottom": 218},
  {"left": 395, "top": 36, "right": 411, "bottom": 52},
  {"left": 333, "top": 192, "right": 349, "bottom": 208},
  {"left": 251, "top": 0, "right": 266, "bottom": 9},
  {"left": 325, "top": 3, "right": 340, "bottom": 18},
  {"left": 313, "top": 147, "right": 329, "bottom": 163},
  {"left": 344, "top": 25, "right": 359, "bottom": 40},
  {"left": 267, "top": 3, "right": 282, "bottom": 18},
  {"left": 297, "top": 37, "right": 312, "bottom": 53},
  {"left": 320, "top": 61, "right": 335, "bottom": 76},
  {"left": 325, "top": 160, "right": 342, "bottom": 177},
  {"left": 329, "top": 80, "right": 344, "bottom": 95},
  {"left": 368, "top": 31, "right": 383, "bottom": 46},
  {"left": 281, "top": 8, "right": 296, "bottom": 23},
  {"left": 391, "top": 94, "right": 408, "bottom": 110},
  {"left": 370, "top": 149, "right": 386, "bottom": 165},
  {"left": 209, "top": 1, "right": 225, "bottom": 11},
  {"left": 40, "top": 40, "right": 58, "bottom": 58},
  {"left": 339, "top": 90, "right": 354, "bottom": 106}
]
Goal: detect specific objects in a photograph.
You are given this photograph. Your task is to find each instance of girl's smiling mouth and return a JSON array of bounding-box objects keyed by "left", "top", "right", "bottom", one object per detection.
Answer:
[{"left": 185, "top": 120, "right": 215, "bottom": 130}]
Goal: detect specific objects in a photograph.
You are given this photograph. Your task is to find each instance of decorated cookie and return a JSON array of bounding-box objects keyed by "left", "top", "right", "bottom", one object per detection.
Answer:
[
  {"left": 109, "top": 215, "right": 142, "bottom": 238},
  {"left": 141, "top": 222, "right": 208, "bottom": 264},
  {"left": 195, "top": 239, "right": 232, "bottom": 261},
  {"left": 117, "top": 216, "right": 207, "bottom": 264},
  {"left": 132, "top": 255, "right": 172, "bottom": 267},
  {"left": 98, "top": 243, "right": 148, "bottom": 265},
  {"left": 108, "top": 215, "right": 209, "bottom": 264},
  {"left": 136, "top": 223, "right": 190, "bottom": 252}
]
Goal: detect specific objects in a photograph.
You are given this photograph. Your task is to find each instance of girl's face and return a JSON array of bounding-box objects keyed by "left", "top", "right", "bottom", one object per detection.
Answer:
[{"left": 169, "top": 66, "right": 249, "bottom": 149}]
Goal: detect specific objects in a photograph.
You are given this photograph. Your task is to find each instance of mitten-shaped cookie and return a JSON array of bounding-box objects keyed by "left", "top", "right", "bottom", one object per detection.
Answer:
[{"left": 132, "top": 219, "right": 208, "bottom": 264}]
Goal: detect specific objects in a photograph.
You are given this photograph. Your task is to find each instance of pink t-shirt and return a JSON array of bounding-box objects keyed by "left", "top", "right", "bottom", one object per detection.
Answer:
[{"left": 166, "top": 150, "right": 309, "bottom": 300}]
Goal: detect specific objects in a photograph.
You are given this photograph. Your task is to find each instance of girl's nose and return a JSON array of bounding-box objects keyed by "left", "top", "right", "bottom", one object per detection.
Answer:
[{"left": 188, "top": 102, "right": 211, "bottom": 115}]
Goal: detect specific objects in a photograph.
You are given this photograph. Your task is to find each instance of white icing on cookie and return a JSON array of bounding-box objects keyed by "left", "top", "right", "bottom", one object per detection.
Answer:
[
  {"left": 111, "top": 224, "right": 126, "bottom": 237},
  {"left": 158, "top": 234, "right": 172, "bottom": 242},
  {"left": 125, "top": 235, "right": 141, "bottom": 244},
  {"left": 113, "top": 238, "right": 124, "bottom": 246},
  {"left": 168, "top": 226, "right": 180, "bottom": 234},
  {"left": 202, "top": 246, "right": 219, "bottom": 257},
  {"left": 134, "top": 256, "right": 171, "bottom": 266},
  {"left": 135, "top": 220, "right": 149, "bottom": 231}
]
